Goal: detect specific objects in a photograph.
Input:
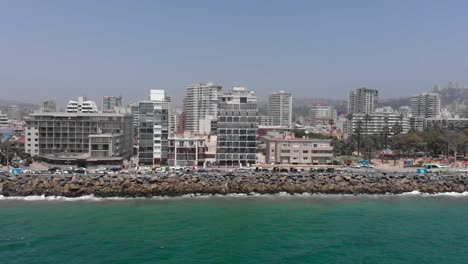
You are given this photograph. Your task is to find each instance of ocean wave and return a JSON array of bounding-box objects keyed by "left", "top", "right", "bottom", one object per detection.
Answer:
[{"left": 1, "top": 191, "right": 468, "bottom": 201}]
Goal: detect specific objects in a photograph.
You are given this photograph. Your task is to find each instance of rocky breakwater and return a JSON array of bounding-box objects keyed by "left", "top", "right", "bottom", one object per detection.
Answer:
[{"left": 0, "top": 173, "right": 467, "bottom": 197}]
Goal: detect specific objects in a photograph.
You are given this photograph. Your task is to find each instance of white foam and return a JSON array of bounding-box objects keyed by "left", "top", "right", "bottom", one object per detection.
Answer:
[{"left": 1, "top": 191, "right": 468, "bottom": 201}]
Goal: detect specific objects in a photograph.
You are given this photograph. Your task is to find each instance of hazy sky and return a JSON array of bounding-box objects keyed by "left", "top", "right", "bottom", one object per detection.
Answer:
[{"left": 1, "top": 0, "right": 468, "bottom": 106}]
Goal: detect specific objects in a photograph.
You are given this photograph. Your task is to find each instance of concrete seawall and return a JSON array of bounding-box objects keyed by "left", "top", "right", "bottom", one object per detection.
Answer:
[{"left": 1, "top": 173, "right": 467, "bottom": 197}]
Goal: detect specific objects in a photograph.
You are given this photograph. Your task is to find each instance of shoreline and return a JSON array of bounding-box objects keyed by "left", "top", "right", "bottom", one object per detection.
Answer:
[{"left": 1, "top": 172, "right": 468, "bottom": 198}]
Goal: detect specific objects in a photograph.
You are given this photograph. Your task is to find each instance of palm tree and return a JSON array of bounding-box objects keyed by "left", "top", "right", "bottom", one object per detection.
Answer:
[
  {"left": 346, "top": 113, "right": 353, "bottom": 157},
  {"left": 356, "top": 120, "right": 363, "bottom": 157},
  {"left": 364, "top": 114, "right": 371, "bottom": 162},
  {"left": 383, "top": 116, "right": 389, "bottom": 148}
]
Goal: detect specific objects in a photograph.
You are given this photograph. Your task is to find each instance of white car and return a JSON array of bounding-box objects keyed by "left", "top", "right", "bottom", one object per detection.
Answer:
[{"left": 458, "top": 168, "right": 468, "bottom": 173}]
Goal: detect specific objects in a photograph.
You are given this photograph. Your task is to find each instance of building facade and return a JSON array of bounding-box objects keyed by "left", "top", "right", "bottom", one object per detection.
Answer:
[
  {"left": 268, "top": 91, "right": 292, "bottom": 127},
  {"left": 24, "top": 112, "right": 133, "bottom": 164},
  {"left": 309, "top": 104, "right": 336, "bottom": 125},
  {"left": 348, "top": 88, "right": 379, "bottom": 114},
  {"left": 102, "top": 96, "right": 123, "bottom": 113},
  {"left": 411, "top": 92, "right": 441, "bottom": 118},
  {"left": 167, "top": 134, "right": 206, "bottom": 167},
  {"left": 350, "top": 112, "right": 409, "bottom": 136},
  {"left": 137, "top": 90, "right": 171, "bottom": 165},
  {"left": 262, "top": 136, "right": 334, "bottom": 165},
  {"left": 66, "top": 97, "right": 99, "bottom": 113},
  {"left": 42, "top": 100, "right": 57, "bottom": 113},
  {"left": 217, "top": 86, "right": 258, "bottom": 166},
  {"left": 183, "top": 83, "right": 222, "bottom": 134}
]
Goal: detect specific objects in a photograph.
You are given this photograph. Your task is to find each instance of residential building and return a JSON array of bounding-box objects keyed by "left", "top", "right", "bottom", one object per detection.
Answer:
[
  {"left": 217, "top": 86, "right": 258, "bottom": 166},
  {"left": 411, "top": 92, "right": 441, "bottom": 118},
  {"left": 24, "top": 112, "right": 133, "bottom": 165},
  {"left": 257, "top": 115, "right": 274, "bottom": 126},
  {"left": 66, "top": 97, "right": 99, "bottom": 113},
  {"left": 398, "top": 106, "right": 411, "bottom": 118},
  {"left": 42, "top": 100, "right": 57, "bottom": 113},
  {"left": 348, "top": 88, "right": 379, "bottom": 114},
  {"left": 309, "top": 104, "right": 336, "bottom": 125},
  {"left": 7, "top": 105, "right": 20, "bottom": 121},
  {"left": 350, "top": 111, "right": 409, "bottom": 136},
  {"left": 167, "top": 133, "right": 207, "bottom": 167},
  {"left": 137, "top": 90, "right": 171, "bottom": 165},
  {"left": 183, "top": 83, "right": 222, "bottom": 134},
  {"left": 268, "top": 91, "right": 292, "bottom": 127},
  {"left": 423, "top": 117, "right": 468, "bottom": 131},
  {"left": 0, "top": 111, "right": 9, "bottom": 127},
  {"left": 102, "top": 96, "right": 122, "bottom": 113},
  {"left": 261, "top": 135, "right": 334, "bottom": 165}
]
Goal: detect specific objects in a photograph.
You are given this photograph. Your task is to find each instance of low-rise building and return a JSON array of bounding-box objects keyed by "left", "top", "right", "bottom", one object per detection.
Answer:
[
  {"left": 167, "top": 133, "right": 206, "bottom": 167},
  {"left": 25, "top": 112, "right": 133, "bottom": 165},
  {"left": 261, "top": 136, "right": 334, "bottom": 165}
]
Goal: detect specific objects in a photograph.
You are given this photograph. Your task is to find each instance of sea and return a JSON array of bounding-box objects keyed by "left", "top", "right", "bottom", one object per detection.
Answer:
[{"left": 1, "top": 192, "right": 467, "bottom": 264}]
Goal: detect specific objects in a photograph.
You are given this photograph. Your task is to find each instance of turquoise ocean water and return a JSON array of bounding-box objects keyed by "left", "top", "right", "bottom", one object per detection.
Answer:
[{"left": 1, "top": 194, "right": 467, "bottom": 263}]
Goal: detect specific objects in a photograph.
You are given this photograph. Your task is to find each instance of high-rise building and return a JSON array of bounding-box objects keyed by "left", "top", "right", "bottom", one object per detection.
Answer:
[
  {"left": 102, "top": 96, "right": 122, "bottom": 113},
  {"left": 217, "top": 86, "right": 258, "bottom": 166},
  {"left": 309, "top": 104, "right": 336, "bottom": 125},
  {"left": 348, "top": 88, "right": 379, "bottom": 114},
  {"left": 66, "top": 97, "right": 98, "bottom": 113},
  {"left": 0, "top": 111, "right": 9, "bottom": 127},
  {"left": 268, "top": 91, "right": 292, "bottom": 127},
  {"left": 42, "top": 100, "right": 57, "bottom": 113},
  {"left": 138, "top": 90, "right": 171, "bottom": 165},
  {"left": 7, "top": 105, "right": 20, "bottom": 121},
  {"left": 25, "top": 112, "right": 133, "bottom": 165},
  {"left": 183, "top": 83, "right": 222, "bottom": 134},
  {"left": 410, "top": 93, "right": 441, "bottom": 118}
]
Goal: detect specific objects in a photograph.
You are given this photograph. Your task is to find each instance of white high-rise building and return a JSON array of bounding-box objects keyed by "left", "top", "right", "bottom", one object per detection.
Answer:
[
  {"left": 268, "top": 91, "right": 292, "bottom": 127},
  {"left": 66, "top": 97, "right": 98, "bottom": 113},
  {"left": 411, "top": 92, "right": 441, "bottom": 118},
  {"left": 348, "top": 88, "right": 379, "bottom": 114},
  {"left": 183, "top": 83, "right": 222, "bottom": 134}
]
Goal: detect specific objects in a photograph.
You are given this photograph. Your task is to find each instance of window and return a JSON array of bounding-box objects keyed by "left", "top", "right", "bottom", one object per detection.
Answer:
[
  {"left": 303, "top": 150, "right": 309, "bottom": 154},
  {"left": 280, "top": 149, "right": 290, "bottom": 153},
  {"left": 293, "top": 150, "right": 299, "bottom": 153},
  {"left": 240, "top": 97, "right": 247, "bottom": 103},
  {"left": 303, "top": 144, "right": 308, "bottom": 147},
  {"left": 313, "top": 144, "right": 318, "bottom": 147},
  {"left": 303, "top": 157, "right": 308, "bottom": 160}
]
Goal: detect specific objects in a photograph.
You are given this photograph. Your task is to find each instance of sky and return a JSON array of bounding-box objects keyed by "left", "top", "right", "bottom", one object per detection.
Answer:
[{"left": 1, "top": 0, "right": 468, "bottom": 106}]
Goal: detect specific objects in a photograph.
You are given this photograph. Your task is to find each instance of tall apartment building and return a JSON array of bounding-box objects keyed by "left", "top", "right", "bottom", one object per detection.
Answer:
[
  {"left": 66, "top": 97, "right": 98, "bottom": 113},
  {"left": 217, "top": 86, "right": 258, "bottom": 166},
  {"left": 268, "top": 91, "right": 292, "bottom": 127},
  {"left": 309, "top": 104, "right": 337, "bottom": 125},
  {"left": 7, "top": 105, "right": 20, "bottom": 121},
  {"left": 0, "top": 111, "right": 9, "bottom": 127},
  {"left": 102, "top": 96, "right": 122, "bottom": 113},
  {"left": 138, "top": 90, "right": 171, "bottom": 165},
  {"left": 348, "top": 88, "right": 379, "bottom": 114},
  {"left": 25, "top": 112, "right": 133, "bottom": 165},
  {"left": 410, "top": 92, "right": 441, "bottom": 118},
  {"left": 182, "top": 83, "right": 222, "bottom": 134},
  {"left": 42, "top": 100, "right": 57, "bottom": 113}
]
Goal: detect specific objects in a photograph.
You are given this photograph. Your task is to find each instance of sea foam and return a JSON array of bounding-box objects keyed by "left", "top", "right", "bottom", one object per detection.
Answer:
[{"left": 1, "top": 191, "right": 468, "bottom": 201}]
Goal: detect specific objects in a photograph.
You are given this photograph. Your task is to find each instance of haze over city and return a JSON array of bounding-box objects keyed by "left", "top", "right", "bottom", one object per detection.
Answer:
[{"left": 1, "top": 0, "right": 468, "bottom": 104}]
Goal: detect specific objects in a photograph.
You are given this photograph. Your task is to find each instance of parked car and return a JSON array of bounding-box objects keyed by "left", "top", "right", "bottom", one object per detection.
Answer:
[
  {"left": 197, "top": 168, "right": 208, "bottom": 173},
  {"left": 424, "top": 164, "right": 448, "bottom": 173}
]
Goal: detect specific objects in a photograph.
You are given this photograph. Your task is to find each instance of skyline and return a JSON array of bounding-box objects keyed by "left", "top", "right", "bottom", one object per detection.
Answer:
[{"left": 2, "top": 1, "right": 468, "bottom": 104}]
